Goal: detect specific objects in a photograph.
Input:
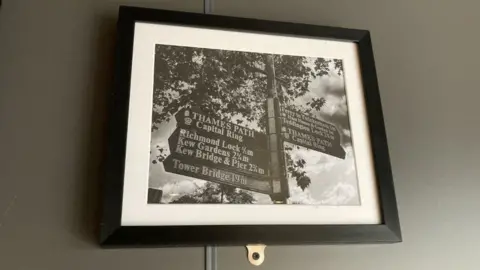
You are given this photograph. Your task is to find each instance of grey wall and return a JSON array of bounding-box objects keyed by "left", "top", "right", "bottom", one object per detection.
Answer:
[{"left": 1, "top": 0, "right": 479, "bottom": 269}]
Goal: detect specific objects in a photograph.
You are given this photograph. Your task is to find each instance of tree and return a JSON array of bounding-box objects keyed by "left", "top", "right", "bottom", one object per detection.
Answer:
[
  {"left": 152, "top": 44, "right": 342, "bottom": 198},
  {"left": 170, "top": 182, "right": 254, "bottom": 204}
]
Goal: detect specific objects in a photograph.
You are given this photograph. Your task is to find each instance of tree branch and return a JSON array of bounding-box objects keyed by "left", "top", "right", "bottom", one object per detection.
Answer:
[
  {"left": 245, "top": 64, "right": 267, "bottom": 76},
  {"left": 242, "top": 54, "right": 288, "bottom": 86},
  {"left": 243, "top": 64, "right": 289, "bottom": 86}
]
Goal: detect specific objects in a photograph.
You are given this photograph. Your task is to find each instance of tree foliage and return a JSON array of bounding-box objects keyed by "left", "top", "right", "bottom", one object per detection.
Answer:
[
  {"left": 285, "top": 145, "right": 311, "bottom": 190},
  {"left": 333, "top": 59, "right": 344, "bottom": 75},
  {"left": 170, "top": 182, "right": 255, "bottom": 204},
  {"left": 153, "top": 44, "right": 343, "bottom": 198}
]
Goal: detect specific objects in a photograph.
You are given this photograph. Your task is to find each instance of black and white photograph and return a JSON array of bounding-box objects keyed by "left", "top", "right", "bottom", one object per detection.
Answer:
[
  {"left": 148, "top": 44, "right": 359, "bottom": 205},
  {"left": 101, "top": 7, "right": 401, "bottom": 245}
]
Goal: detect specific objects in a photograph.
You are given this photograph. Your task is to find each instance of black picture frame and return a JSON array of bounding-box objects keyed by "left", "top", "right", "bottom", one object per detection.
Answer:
[{"left": 100, "top": 6, "right": 401, "bottom": 247}]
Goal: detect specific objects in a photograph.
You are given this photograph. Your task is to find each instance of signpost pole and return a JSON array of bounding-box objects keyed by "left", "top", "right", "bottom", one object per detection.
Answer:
[{"left": 265, "top": 55, "right": 289, "bottom": 203}]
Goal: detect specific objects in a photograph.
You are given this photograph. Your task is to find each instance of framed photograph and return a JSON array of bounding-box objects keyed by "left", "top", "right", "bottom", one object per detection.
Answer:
[{"left": 100, "top": 6, "right": 401, "bottom": 246}]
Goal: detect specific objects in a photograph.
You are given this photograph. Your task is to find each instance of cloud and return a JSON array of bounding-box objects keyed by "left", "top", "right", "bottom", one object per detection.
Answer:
[
  {"left": 253, "top": 193, "right": 274, "bottom": 204},
  {"left": 286, "top": 145, "right": 360, "bottom": 205},
  {"left": 322, "top": 73, "right": 345, "bottom": 98},
  {"left": 288, "top": 184, "right": 321, "bottom": 205},
  {"left": 163, "top": 180, "right": 197, "bottom": 195},
  {"left": 300, "top": 67, "right": 352, "bottom": 145},
  {"left": 319, "top": 95, "right": 352, "bottom": 145},
  {"left": 151, "top": 118, "right": 177, "bottom": 144},
  {"left": 161, "top": 179, "right": 207, "bottom": 203},
  {"left": 319, "top": 182, "right": 358, "bottom": 205}
]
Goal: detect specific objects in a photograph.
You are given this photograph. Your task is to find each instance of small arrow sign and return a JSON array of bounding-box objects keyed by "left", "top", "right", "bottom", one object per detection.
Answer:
[
  {"left": 280, "top": 106, "right": 345, "bottom": 159},
  {"left": 163, "top": 155, "right": 273, "bottom": 194}
]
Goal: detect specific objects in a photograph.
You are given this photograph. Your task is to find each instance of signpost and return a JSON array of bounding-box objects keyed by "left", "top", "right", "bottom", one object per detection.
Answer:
[
  {"left": 163, "top": 108, "right": 273, "bottom": 194},
  {"left": 168, "top": 127, "right": 270, "bottom": 178},
  {"left": 175, "top": 108, "right": 268, "bottom": 150},
  {"left": 280, "top": 106, "right": 346, "bottom": 159},
  {"left": 163, "top": 155, "right": 272, "bottom": 194},
  {"left": 161, "top": 104, "right": 346, "bottom": 201}
]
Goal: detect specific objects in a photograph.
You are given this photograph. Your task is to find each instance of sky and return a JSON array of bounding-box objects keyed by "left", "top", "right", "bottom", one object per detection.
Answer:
[{"left": 148, "top": 57, "right": 360, "bottom": 205}]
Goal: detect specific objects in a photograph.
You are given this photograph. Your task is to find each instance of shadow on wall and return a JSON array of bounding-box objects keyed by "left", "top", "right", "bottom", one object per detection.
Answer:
[
  {"left": 70, "top": 3, "right": 203, "bottom": 247},
  {"left": 72, "top": 12, "right": 118, "bottom": 246}
]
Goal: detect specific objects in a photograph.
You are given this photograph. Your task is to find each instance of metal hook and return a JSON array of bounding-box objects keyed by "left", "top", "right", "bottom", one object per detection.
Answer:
[{"left": 246, "top": 244, "right": 267, "bottom": 266}]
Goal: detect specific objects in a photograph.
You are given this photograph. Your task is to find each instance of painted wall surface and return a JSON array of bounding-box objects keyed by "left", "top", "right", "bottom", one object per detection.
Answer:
[{"left": 1, "top": 0, "right": 479, "bottom": 269}]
